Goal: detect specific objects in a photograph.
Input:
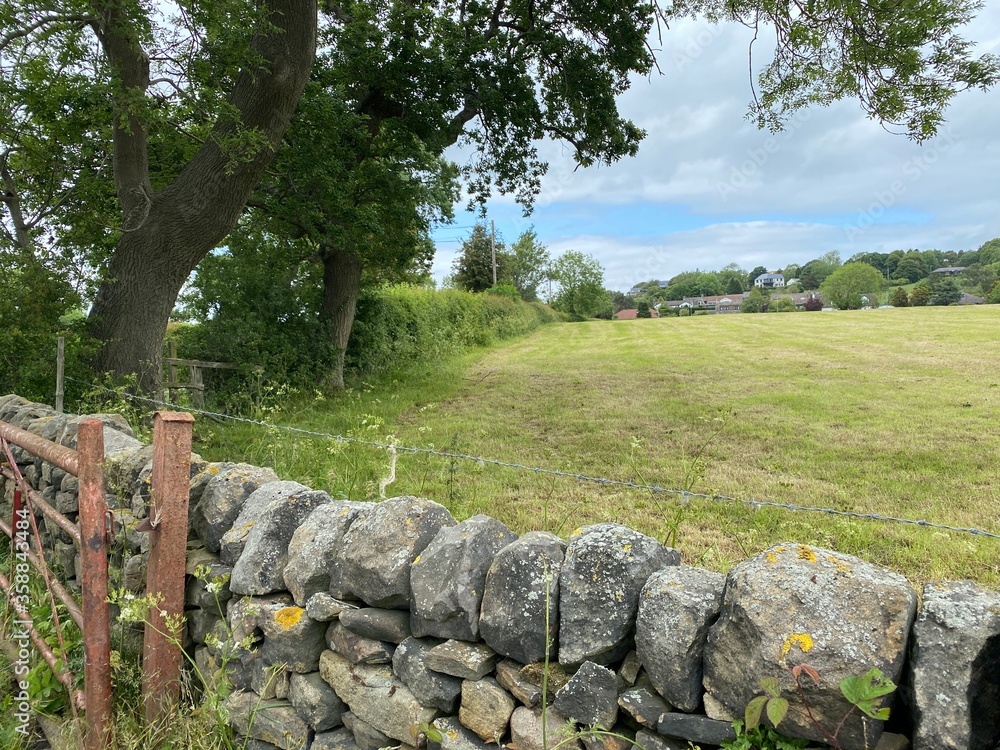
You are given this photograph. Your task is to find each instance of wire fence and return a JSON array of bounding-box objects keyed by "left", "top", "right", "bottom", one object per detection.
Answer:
[{"left": 68, "top": 377, "right": 1000, "bottom": 541}]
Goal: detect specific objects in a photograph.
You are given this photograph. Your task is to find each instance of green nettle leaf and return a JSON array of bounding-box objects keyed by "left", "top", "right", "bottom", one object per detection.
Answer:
[
  {"left": 767, "top": 697, "right": 790, "bottom": 728},
  {"left": 744, "top": 695, "right": 767, "bottom": 730},
  {"left": 839, "top": 668, "right": 896, "bottom": 720},
  {"left": 759, "top": 676, "right": 782, "bottom": 698}
]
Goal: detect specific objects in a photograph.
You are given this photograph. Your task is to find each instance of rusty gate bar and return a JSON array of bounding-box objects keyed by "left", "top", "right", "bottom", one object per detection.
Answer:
[
  {"left": 0, "top": 466, "right": 83, "bottom": 546},
  {"left": 0, "top": 511, "right": 83, "bottom": 627},
  {"left": 0, "top": 568, "right": 85, "bottom": 709},
  {"left": 142, "top": 411, "right": 194, "bottom": 727},
  {"left": 77, "top": 420, "right": 112, "bottom": 750},
  {"left": 0, "top": 417, "right": 114, "bottom": 747},
  {"left": 0, "top": 419, "right": 79, "bottom": 475}
]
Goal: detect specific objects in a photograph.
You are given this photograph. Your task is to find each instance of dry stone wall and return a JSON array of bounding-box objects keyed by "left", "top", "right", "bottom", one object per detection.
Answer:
[{"left": 2, "top": 394, "right": 999, "bottom": 750}]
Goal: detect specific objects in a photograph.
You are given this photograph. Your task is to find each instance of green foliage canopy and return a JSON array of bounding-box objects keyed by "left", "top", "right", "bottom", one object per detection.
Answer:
[
  {"left": 453, "top": 224, "right": 507, "bottom": 293},
  {"left": 550, "top": 251, "right": 610, "bottom": 319},
  {"left": 506, "top": 229, "right": 551, "bottom": 302},
  {"left": 821, "top": 262, "right": 886, "bottom": 310}
]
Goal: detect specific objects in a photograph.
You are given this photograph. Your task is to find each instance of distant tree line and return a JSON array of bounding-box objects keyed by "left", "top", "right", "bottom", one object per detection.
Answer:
[
  {"left": 624, "top": 238, "right": 1000, "bottom": 312},
  {"left": 449, "top": 224, "right": 612, "bottom": 320}
]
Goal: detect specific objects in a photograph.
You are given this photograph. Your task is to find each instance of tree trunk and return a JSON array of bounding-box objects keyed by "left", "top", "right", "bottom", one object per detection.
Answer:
[
  {"left": 321, "top": 248, "right": 362, "bottom": 389},
  {"left": 87, "top": 0, "right": 317, "bottom": 393}
]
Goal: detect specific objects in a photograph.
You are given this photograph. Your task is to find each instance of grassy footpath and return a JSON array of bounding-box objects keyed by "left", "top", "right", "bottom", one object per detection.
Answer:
[{"left": 195, "top": 306, "right": 1000, "bottom": 587}]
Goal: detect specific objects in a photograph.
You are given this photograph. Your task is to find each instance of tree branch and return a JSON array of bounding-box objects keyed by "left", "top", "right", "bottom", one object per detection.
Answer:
[
  {"left": 0, "top": 14, "right": 96, "bottom": 54},
  {"left": 88, "top": 0, "right": 153, "bottom": 218},
  {"left": 0, "top": 155, "right": 31, "bottom": 250}
]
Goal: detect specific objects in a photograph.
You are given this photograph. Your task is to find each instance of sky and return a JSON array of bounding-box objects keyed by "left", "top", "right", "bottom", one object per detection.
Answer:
[{"left": 429, "top": 8, "right": 1000, "bottom": 293}]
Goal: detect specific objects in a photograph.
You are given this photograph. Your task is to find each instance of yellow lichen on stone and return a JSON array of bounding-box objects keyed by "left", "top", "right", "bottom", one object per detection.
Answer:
[
  {"left": 766, "top": 552, "right": 778, "bottom": 563},
  {"left": 780, "top": 632, "right": 815, "bottom": 660},
  {"left": 797, "top": 545, "right": 816, "bottom": 562},
  {"left": 413, "top": 555, "right": 421, "bottom": 565},
  {"left": 275, "top": 607, "right": 304, "bottom": 631},
  {"left": 208, "top": 465, "right": 220, "bottom": 475},
  {"left": 623, "top": 543, "right": 632, "bottom": 552}
]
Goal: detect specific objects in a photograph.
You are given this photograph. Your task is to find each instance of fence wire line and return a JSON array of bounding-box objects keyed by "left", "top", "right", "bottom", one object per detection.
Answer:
[{"left": 67, "top": 377, "right": 1000, "bottom": 541}]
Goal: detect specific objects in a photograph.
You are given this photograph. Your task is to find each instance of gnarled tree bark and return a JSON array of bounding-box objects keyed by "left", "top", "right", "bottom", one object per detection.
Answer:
[
  {"left": 320, "top": 247, "right": 362, "bottom": 389},
  {"left": 87, "top": 0, "right": 318, "bottom": 392}
]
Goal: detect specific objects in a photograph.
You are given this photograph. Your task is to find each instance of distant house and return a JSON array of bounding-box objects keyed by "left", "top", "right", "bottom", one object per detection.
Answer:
[
  {"left": 771, "top": 292, "right": 822, "bottom": 309},
  {"left": 931, "top": 266, "right": 966, "bottom": 276},
  {"left": 958, "top": 293, "right": 985, "bottom": 305},
  {"left": 754, "top": 273, "right": 785, "bottom": 288},
  {"left": 614, "top": 308, "right": 658, "bottom": 319},
  {"left": 627, "top": 285, "right": 644, "bottom": 296},
  {"left": 714, "top": 296, "right": 743, "bottom": 313}
]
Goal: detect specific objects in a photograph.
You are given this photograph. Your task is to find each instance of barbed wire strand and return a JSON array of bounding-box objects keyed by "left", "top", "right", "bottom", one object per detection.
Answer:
[{"left": 67, "top": 377, "right": 1000, "bottom": 541}]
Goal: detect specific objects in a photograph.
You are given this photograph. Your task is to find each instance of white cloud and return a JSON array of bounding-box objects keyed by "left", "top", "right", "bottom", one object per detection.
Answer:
[{"left": 434, "top": 8, "right": 1000, "bottom": 291}]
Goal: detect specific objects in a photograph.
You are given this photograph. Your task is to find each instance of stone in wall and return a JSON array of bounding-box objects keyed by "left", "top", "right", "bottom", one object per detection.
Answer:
[
  {"left": 410, "top": 514, "right": 518, "bottom": 641},
  {"left": 393, "top": 636, "right": 463, "bottom": 713},
  {"left": 313, "top": 727, "right": 358, "bottom": 750},
  {"left": 343, "top": 710, "right": 393, "bottom": 750},
  {"left": 634, "top": 729, "right": 691, "bottom": 750},
  {"left": 288, "top": 672, "right": 346, "bottom": 732},
  {"left": 559, "top": 523, "right": 680, "bottom": 665},
  {"left": 340, "top": 607, "right": 412, "bottom": 644},
  {"left": 185, "top": 559, "right": 233, "bottom": 610},
  {"left": 338, "top": 496, "right": 456, "bottom": 609},
  {"left": 226, "top": 594, "right": 293, "bottom": 654},
  {"left": 195, "top": 464, "right": 281, "bottom": 553},
  {"left": 459, "top": 676, "right": 516, "bottom": 742},
  {"left": 552, "top": 660, "right": 618, "bottom": 728},
  {"left": 703, "top": 543, "right": 917, "bottom": 750},
  {"left": 425, "top": 640, "right": 497, "bottom": 680},
  {"left": 250, "top": 660, "right": 290, "bottom": 700},
  {"left": 259, "top": 604, "right": 328, "bottom": 673},
  {"left": 430, "top": 716, "right": 489, "bottom": 750},
  {"left": 635, "top": 565, "right": 724, "bottom": 712},
  {"left": 226, "top": 691, "right": 310, "bottom": 750},
  {"left": 0, "top": 394, "right": 30, "bottom": 420},
  {"left": 908, "top": 580, "right": 1000, "bottom": 750},
  {"left": 326, "top": 621, "right": 395, "bottom": 665},
  {"left": 228, "top": 485, "right": 332, "bottom": 594},
  {"left": 479, "top": 531, "right": 566, "bottom": 664},
  {"left": 618, "top": 687, "right": 671, "bottom": 728},
  {"left": 307, "top": 593, "right": 356, "bottom": 622},
  {"left": 509, "top": 706, "right": 580, "bottom": 750},
  {"left": 319, "top": 649, "right": 436, "bottom": 743},
  {"left": 282, "top": 500, "right": 369, "bottom": 605},
  {"left": 494, "top": 659, "right": 542, "bottom": 707}
]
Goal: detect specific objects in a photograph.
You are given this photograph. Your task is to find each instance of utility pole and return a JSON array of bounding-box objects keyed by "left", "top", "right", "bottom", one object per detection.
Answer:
[{"left": 491, "top": 220, "right": 497, "bottom": 287}]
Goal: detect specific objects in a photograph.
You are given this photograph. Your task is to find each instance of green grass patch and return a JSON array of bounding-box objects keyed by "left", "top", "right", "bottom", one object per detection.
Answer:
[{"left": 193, "top": 305, "right": 1000, "bottom": 586}]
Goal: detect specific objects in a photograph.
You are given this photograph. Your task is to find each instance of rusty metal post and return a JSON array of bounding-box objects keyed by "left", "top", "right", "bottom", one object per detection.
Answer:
[
  {"left": 77, "top": 420, "right": 112, "bottom": 750},
  {"left": 142, "top": 411, "right": 194, "bottom": 727}
]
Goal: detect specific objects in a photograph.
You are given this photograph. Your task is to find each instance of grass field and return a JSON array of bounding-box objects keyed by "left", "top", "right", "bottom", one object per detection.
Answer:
[{"left": 195, "top": 305, "right": 1000, "bottom": 587}]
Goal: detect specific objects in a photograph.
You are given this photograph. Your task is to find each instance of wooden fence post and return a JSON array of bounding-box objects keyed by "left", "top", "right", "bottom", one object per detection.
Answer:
[
  {"left": 142, "top": 411, "right": 194, "bottom": 728},
  {"left": 55, "top": 336, "right": 64, "bottom": 414}
]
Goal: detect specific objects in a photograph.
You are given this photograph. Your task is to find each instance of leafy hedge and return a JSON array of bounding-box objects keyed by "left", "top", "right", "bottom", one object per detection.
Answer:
[
  {"left": 346, "top": 285, "right": 562, "bottom": 374},
  {"left": 0, "top": 260, "right": 96, "bottom": 404},
  {"left": 171, "top": 284, "right": 562, "bottom": 404}
]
